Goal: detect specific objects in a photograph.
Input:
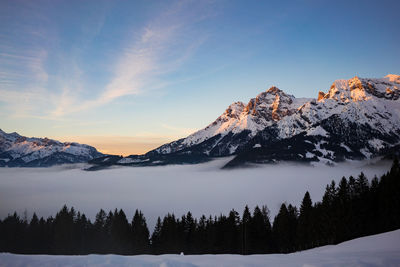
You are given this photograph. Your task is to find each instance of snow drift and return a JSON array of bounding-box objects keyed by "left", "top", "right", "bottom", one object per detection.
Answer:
[{"left": 0, "top": 229, "right": 399, "bottom": 266}]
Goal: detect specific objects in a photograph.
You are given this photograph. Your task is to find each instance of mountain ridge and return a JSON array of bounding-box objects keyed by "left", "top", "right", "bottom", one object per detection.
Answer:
[
  {"left": 4, "top": 74, "right": 399, "bottom": 169},
  {"left": 89, "top": 74, "right": 400, "bottom": 169},
  {"left": 0, "top": 130, "right": 104, "bottom": 167}
]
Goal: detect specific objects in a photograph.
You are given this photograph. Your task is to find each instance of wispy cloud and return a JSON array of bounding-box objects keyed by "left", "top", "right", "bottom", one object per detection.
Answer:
[
  {"left": 0, "top": 1, "right": 53, "bottom": 119},
  {"left": 0, "top": 48, "right": 49, "bottom": 117},
  {"left": 0, "top": 1, "right": 213, "bottom": 121},
  {"left": 51, "top": 1, "right": 211, "bottom": 116}
]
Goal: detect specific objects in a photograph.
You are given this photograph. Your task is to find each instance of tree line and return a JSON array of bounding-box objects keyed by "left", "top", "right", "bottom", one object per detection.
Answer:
[{"left": 0, "top": 159, "right": 399, "bottom": 255}]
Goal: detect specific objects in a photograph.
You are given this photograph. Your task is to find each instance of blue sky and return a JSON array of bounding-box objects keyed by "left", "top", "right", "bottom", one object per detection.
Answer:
[{"left": 1, "top": 0, "right": 399, "bottom": 155}]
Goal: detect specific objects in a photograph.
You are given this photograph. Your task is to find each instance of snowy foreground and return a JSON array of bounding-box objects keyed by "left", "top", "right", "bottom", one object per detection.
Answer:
[{"left": 1, "top": 230, "right": 399, "bottom": 267}]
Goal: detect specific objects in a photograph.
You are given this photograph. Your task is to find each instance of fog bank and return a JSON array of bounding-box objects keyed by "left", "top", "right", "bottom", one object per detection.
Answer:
[{"left": 0, "top": 158, "right": 392, "bottom": 230}]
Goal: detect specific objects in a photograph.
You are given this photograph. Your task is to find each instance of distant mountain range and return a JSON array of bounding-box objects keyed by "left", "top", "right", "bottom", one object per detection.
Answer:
[
  {"left": 0, "top": 130, "right": 103, "bottom": 167},
  {"left": 89, "top": 74, "right": 400, "bottom": 169},
  {"left": 2, "top": 74, "right": 399, "bottom": 168}
]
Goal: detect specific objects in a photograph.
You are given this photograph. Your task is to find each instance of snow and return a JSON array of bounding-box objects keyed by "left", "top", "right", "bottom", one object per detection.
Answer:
[
  {"left": 117, "top": 158, "right": 149, "bottom": 164},
  {"left": 368, "top": 138, "right": 385, "bottom": 151},
  {"left": 0, "top": 129, "right": 101, "bottom": 165},
  {"left": 360, "top": 148, "right": 373, "bottom": 159},
  {"left": 385, "top": 74, "right": 400, "bottom": 83},
  {"left": 340, "top": 143, "right": 352, "bottom": 152},
  {"left": 156, "top": 88, "right": 312, "bottom": 154},
  {"left": 253, "top": 144, "right": 261, "bottom": 148},
  {"left": 312, "top": 142, "right": 333, "bottom": 158},
  {"left": 306, "top": 126, "right": 329, "bottom": 137},
  {"left": 1, "top": 229, "right": 399, "bottom": 266},
  {"left": 152, "top": 75, "right": 400, "bottom": 162},
  {"left": 305, "top": 152, "right": 315, "bottom": 158},
  {"left": 228, "top": 144, "right": 239, "bottom": 154}
]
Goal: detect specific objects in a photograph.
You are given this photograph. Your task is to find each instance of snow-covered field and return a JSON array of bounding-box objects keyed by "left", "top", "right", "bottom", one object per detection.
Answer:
[
  {"left": 1, "top": 229, "right": 399, "bottom": 267},
  {"left": 0, "top": 158, "right": 391, "bottom": 229}
]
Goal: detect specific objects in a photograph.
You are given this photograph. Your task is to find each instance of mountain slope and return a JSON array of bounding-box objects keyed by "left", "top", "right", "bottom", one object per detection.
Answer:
[
  {"left": 0, "top": 130, "right": 104, "bottom": 167},
  {"left": 91, "top": 74, "right": 400, "bottom": 168},
  {"left": 226, "top": 75, "right": 400, "bottom": 167},
  {"left": 155, "top": 87, "right": 312, "bottom": 156}
]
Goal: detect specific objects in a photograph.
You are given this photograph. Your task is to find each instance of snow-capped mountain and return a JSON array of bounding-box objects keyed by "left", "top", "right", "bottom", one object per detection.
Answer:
[
  {"left": 90, "top": 74, "right": 400, "bottom": 168},
  {"left": 0, "top": 130, "right": 104, "bottom": 167},
  {"left": 154, "top": 86, "right": 311, "bottom": 156}
]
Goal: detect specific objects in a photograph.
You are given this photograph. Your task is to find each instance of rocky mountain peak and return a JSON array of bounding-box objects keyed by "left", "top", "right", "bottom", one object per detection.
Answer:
[
  {"left": 223, "top": 102, "right": 245, "bottom": 119},
  {"left": 320, "top": 75, "right": 400, "bottom": 102},
  {"left": 317, "top": 91, "right": 325, "bottom": 101},
  {"left": 88, "top": 74, "right": 400, "bottom": 169},
  {"left": 385, "top": 74, "right": 400, "bottom": 84},
  {"left": 243, "top": 86, "right": 295, "bottom": 121},
  {"left": 265, "top": 86, "right": 282, "bottom": 94}
]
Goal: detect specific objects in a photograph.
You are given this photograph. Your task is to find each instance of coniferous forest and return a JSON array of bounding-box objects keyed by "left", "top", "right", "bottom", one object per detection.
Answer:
[{"left": 1, "top": 159, "right": 399, "bottom": 255}]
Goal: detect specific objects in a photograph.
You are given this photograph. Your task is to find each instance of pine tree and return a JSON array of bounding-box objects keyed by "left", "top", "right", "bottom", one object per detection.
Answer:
[
  {"left": 159, "top": 213, "right": 180, "bottom": 253},
  {"left": 180, "top": 211, "right": 196, "bottom": 254},
  {"left": 355, "top": 172, "right": 369, "bottom": 196},
  {"left": 261, "top": 205, "right": 273, "bottom": 252},
  {"left": 321, "top": 181, "right": 337, "bottom": 243},
  {"left": 195, "top": 215, "right": 208, "bottom": 253},
  {"left": 348, "top": 176, "right": 356, "bottom": 198},
  {"left": 53, "top": 205, "right": 75, "bottom": 254},
  {"left": 131, "top": 210, "right": 150, "bottom": 254},
  {"left": 241, "top": 205, "right": 251, "bottom": 254},
  {"left": 151, "top": 217, "right": 162, "bottom": 254},
  {"left": 273, "top": 203, "right": 297, "bottom": 253},
  {"left": 336, "top": 177, "right": 352, "bottom": 242},
  {"left": 250, "top": 206, "right": 272, "bottom": 253},
  {"left": 27, "top": 213, "right": 39, "bottom": 253},
  {"left": 93, "top": 209, "right": 107, "bottom": 253},
  {"left": 109, "top": 209, "right": 131, "bottom": 254},
  {"left": 226, "top": 209, "right": 240, "bottom": 253},
  {"left": 287, "top": 204, "right": 298, "bottom": 252},
  {"left": 296, "top": 192, "right": 313, "bottom": 250}
]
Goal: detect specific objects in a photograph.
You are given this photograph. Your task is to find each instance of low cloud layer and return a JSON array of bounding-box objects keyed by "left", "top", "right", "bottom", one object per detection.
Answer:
[{"left": 0, "top": 159, "right": 391, "bottom": 231}]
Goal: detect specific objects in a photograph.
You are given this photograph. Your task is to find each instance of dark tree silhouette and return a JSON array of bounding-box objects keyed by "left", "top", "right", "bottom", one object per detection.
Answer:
[{"left": 0, "top": 159, "right": 399, "bottom": 255}]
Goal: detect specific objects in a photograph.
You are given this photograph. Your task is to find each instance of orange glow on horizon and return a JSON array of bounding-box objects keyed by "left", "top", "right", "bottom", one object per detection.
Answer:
[{"left": 54, "top": 135, "right": 171, "bottom": 156}]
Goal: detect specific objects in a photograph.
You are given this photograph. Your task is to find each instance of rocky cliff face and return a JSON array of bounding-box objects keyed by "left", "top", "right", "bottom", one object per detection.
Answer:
[{"left": 91, "top": 74, "right": 400, "bottom": 168}]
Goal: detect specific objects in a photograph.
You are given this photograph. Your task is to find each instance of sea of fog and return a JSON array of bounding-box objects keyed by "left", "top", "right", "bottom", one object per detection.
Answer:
[{"left": 0, "top": 158, "right": 392, "bottom": 231}]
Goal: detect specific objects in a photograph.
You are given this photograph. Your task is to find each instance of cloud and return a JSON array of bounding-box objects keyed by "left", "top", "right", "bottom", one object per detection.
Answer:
[
  {"left": 0, "top": 1, "right": 213, "bottom": 121},
  {"left": 51, "top": 1, "right": 211, "bottom": 116},
  {"left": 0, "top": 50, "right": 49, "bottom": 118},
  {"left": 0, "top": 2, "right": 51, "bottom": 119},
  {"left": 0, "top": 159, "right": 391, "bottom": 231},
  {"left": 0, "top": 50, "right": 48, "bottom": 83}
]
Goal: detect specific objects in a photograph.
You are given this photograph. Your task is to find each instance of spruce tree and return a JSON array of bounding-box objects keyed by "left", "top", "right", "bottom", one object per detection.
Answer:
[
  {"left": 151, "top": 217, "right": 162, "bottom": 254},
  {"left": 250, "top": 206, "right": 271, "bottom": 253},
  {"left": 272, "top": 203, "right": 292, "bottom": 253},
  {"left": 297, "top": 192, "right": 313, "bottom": 250},
  {"left": 53, "top": 205, "right": 75, "bottom": 254},
  {"left": 241, "top": 205, "right": 251, "bottom": 254},
  {"left": 131, "top": 210, "right": 150, "bottom": 254}
]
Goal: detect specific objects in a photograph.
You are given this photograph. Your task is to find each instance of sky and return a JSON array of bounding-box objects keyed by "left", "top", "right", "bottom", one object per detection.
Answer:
[{"left": 0, "top": 0, "right": 399, "bottom": 155}]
